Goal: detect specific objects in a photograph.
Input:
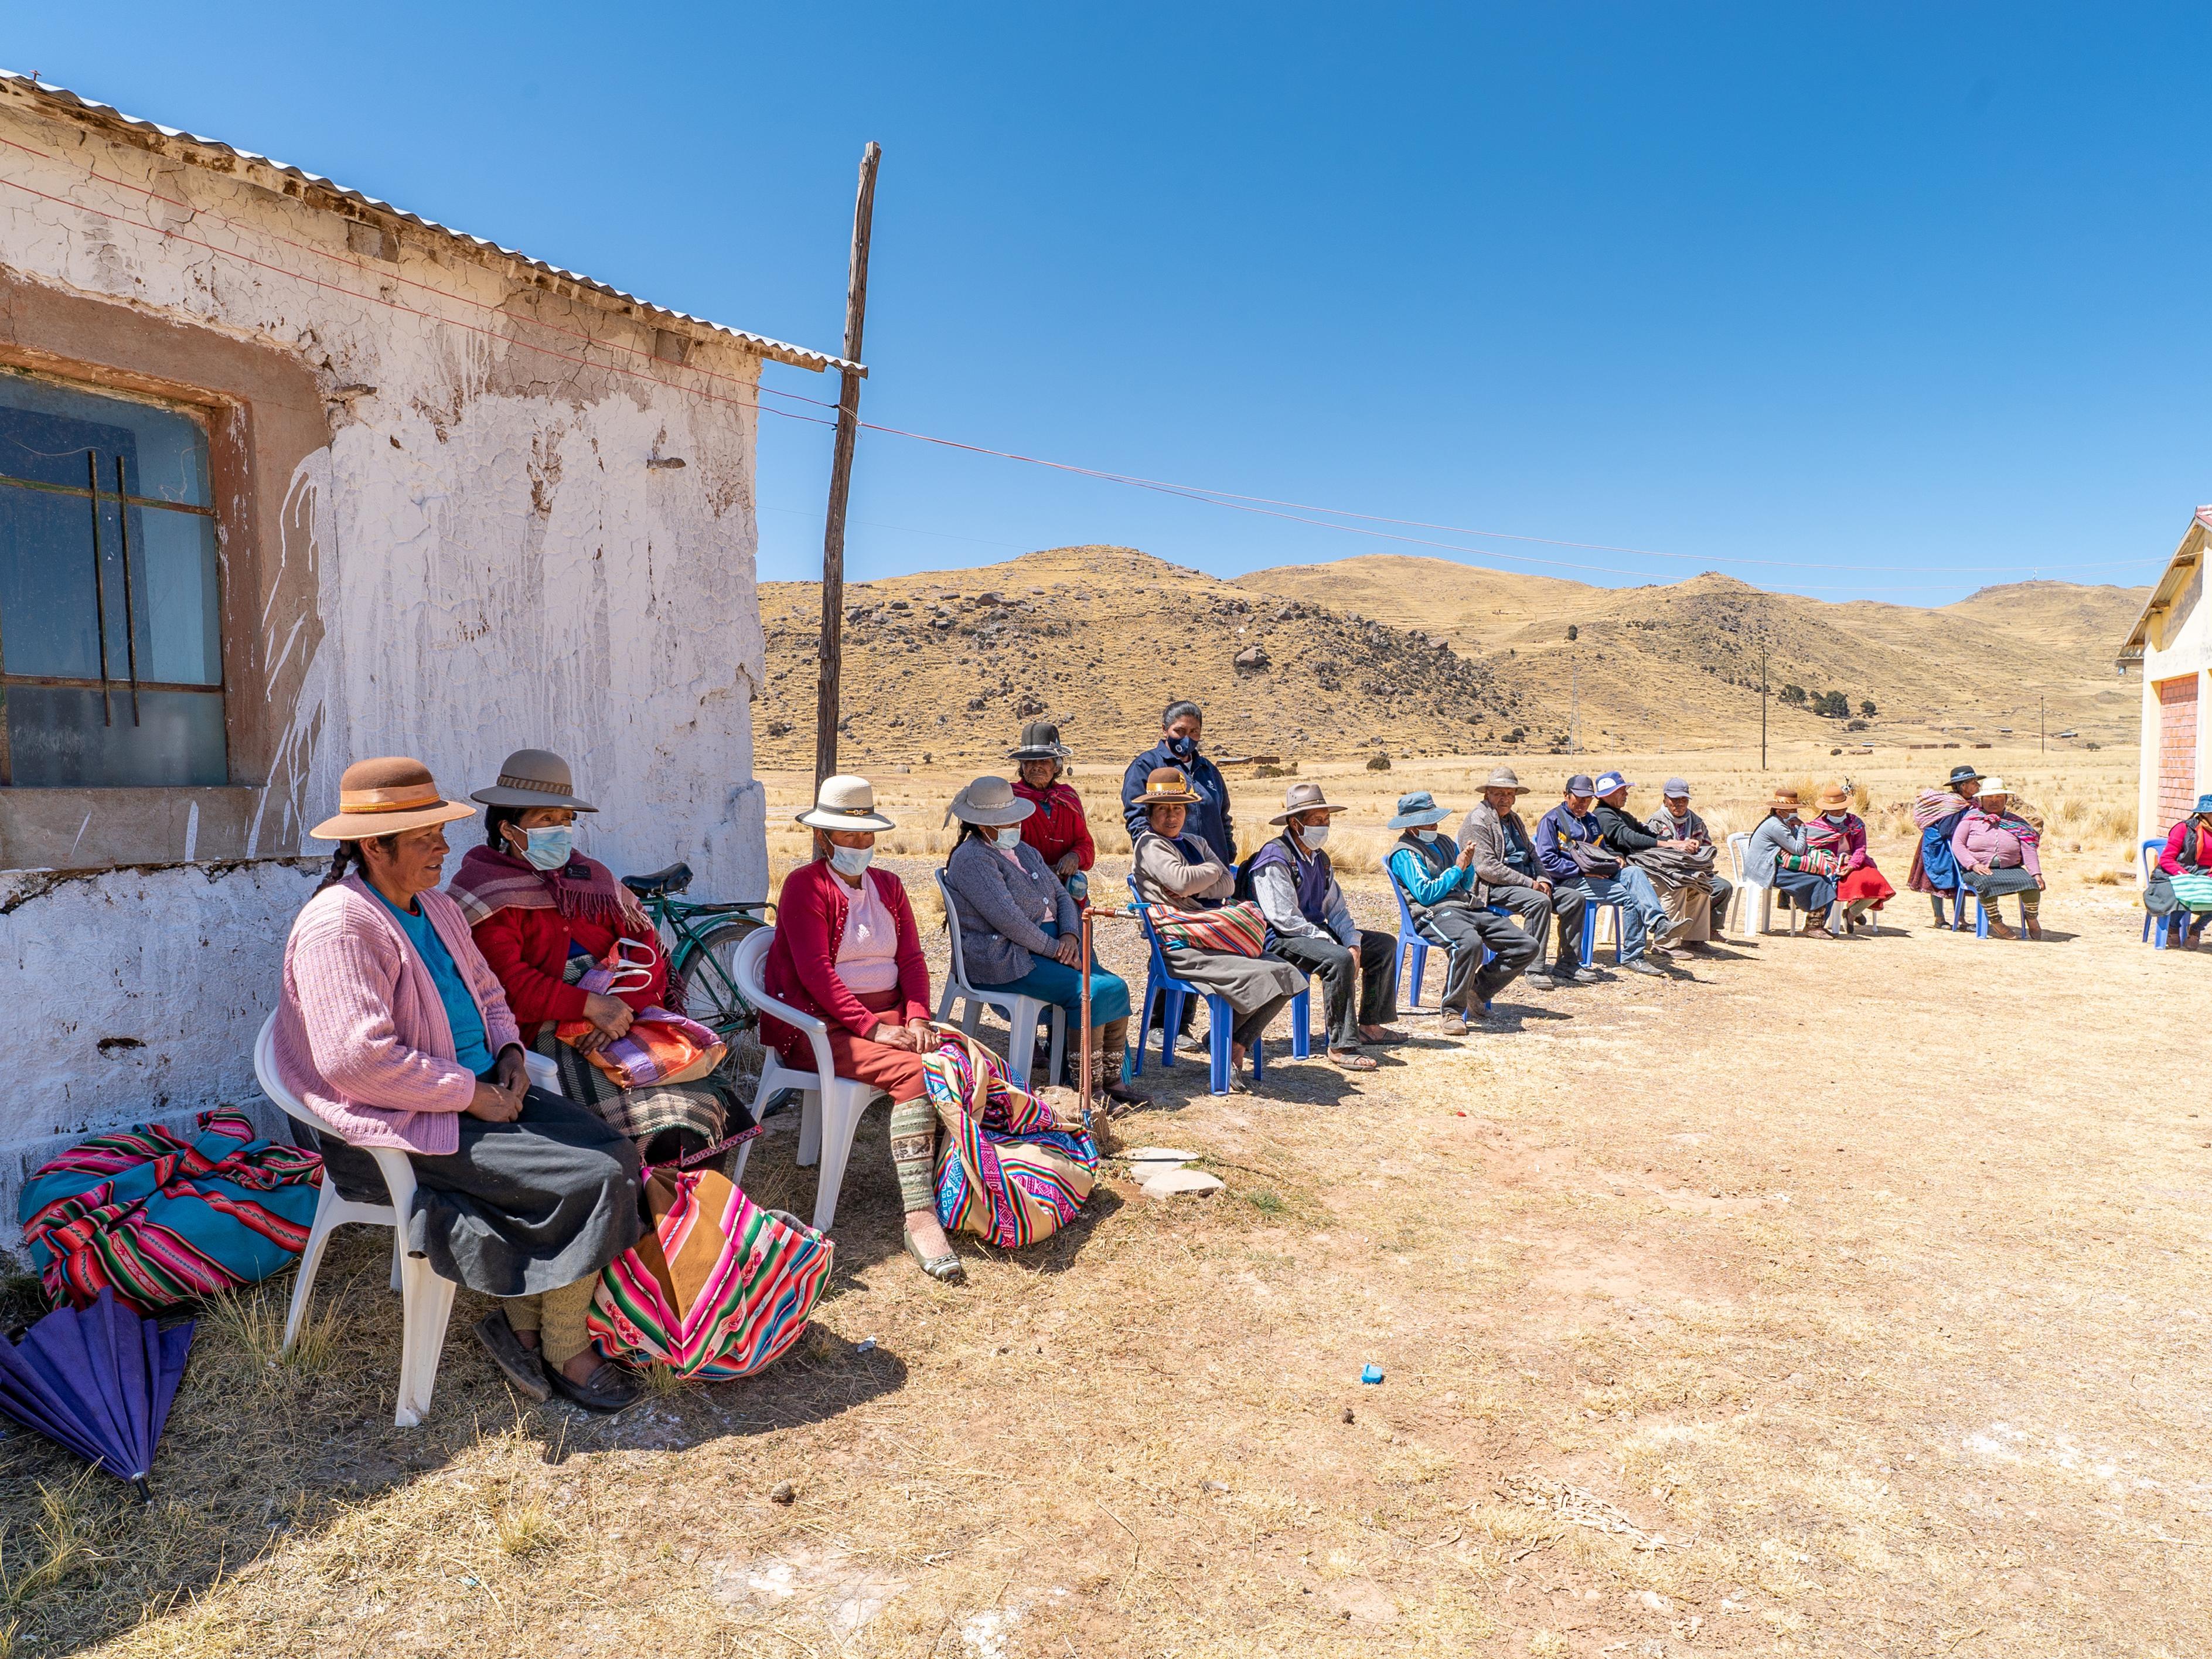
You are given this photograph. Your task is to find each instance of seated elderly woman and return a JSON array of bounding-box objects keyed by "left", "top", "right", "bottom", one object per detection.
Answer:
[
  {"left": 272, "top": 757, "right": 643, "bottom": 1413},
  {"left": 1129, "top": 767, "right": 1306, "bottom": 1090},
  {"left": 1746, "top": 786, "right": 1839, "bottom": 935},
  {"left": 1950, "top": 776, "right": 2044, "bottom": 939},
  {"left": 447, "top": 747, "right": 749, "bottom": 1169},
  {"left": 1908, "top": 764, "right": 1981, "bottom": 926},
  {"left": 1007, "top": 721, "right": 1096, "bottom": 903},
  {"left": 943, "top": 776, "right": 1148, "bottom": 1107},
  {"left": 1801, "top": 782, "right": 1895, "bottom": 937},
  {"left": 2156, "top": 792, "right": 2212, "bottom": 945},
  {"left": 759, "top": 775, "right": 963, "bottom": 1282}
]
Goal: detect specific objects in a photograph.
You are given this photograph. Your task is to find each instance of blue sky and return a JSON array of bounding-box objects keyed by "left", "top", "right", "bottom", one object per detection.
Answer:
[{"left": 12, "top": 5, "right": 2208, "bottom": 602}]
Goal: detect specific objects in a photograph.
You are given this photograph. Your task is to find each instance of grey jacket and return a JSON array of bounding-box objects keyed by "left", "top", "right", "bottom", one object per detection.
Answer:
[
  {"left": 1131, "top": 829, "right": 1234, "bottom": 910},
  {"left": 945, "top": 836, "right": 1078, "bottom": 987},
  {"left": 1458, "top": 800, "right": 1543, "bottom": 890},
  {"left": 1746, "top": 813, "right": 1805, "bottom": 881}
]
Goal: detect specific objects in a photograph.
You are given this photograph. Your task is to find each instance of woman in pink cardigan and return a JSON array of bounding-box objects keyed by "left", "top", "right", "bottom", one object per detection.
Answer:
[{"left": 274, "top": 757, "right": 642, "bottom": 1412}]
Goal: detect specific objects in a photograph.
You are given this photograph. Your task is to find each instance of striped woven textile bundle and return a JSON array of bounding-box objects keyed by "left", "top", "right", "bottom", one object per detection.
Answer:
[
  {"left": 1913, "top": 789, "right": 1971, "bottom": 830},
  {"left": 1144, "top": 898, "right": 1267, "bottom": 957},
  {"left": 19, "top": 1110, "right": 323, "bottom": 1313},
  {"left": 924, "top": 1031, "right": 1098, "bottom": 1250},
  {"left": 586, "top": 1167, "right": 831, "bottom": 1379}
]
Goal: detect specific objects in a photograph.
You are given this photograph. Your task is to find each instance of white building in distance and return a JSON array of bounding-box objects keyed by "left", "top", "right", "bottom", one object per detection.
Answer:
[{"left": 2119, "top": 506, "right": 2210, "bottom": 846}]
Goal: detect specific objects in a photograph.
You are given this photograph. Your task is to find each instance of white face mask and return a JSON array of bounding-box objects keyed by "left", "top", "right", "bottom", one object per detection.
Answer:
[
  {"left": 1415, "top": 829, "right": 1439, "bottom": 843},
  {"left": 993, "top": 826, "right": 1024, "bottom": 850},
  {"left": 513, "top": 825, "right": 574, "bottom": 871},
  {"left": 1300, "top": 823, "right": 1331, "bottom": 850},
  {"left": 829, "top": 844, "right": 874, "bottom": 878}
]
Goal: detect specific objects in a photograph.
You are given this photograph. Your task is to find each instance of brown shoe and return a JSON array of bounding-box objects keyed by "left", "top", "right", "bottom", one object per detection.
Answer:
[
  {"left": 2023, "top": 915, "right": 2043, "bottom": 941},
  {"left": 1985, "top": 915, "right": 2016, "bottom": 940}
]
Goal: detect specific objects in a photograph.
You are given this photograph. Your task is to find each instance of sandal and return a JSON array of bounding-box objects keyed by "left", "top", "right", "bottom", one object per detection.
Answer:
[
  {"left": 902, "top": 1229, "right": 967, "bottom": 1285},
  {"left": 1330, "top": 1050, "right": 1379, "bottom": 1072}
]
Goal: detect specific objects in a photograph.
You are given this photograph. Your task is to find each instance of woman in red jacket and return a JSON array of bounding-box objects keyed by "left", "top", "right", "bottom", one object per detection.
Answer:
[
  {"left": 448, "top": 748, "right": 747, "bottom": 1169},
  {"left": 1008, "top": 721, "right": 1096, "bottom": 902},
  {"left": 761, "top": 774, "right": 961, "bottom": 1283}
]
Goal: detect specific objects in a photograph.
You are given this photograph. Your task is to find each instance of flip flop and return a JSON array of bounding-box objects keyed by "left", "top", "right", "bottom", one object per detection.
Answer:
[
  {"left": 902, "top": 1230, "right": 967, "bottom": 1285},
  {"left": 1330, "top": 1050, "right": 1379, "bottom": 1072}
]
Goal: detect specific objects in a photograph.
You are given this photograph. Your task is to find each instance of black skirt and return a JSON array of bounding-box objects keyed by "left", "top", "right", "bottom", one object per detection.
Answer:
[{"left": 314, "top": 1085, "right": 642, "bottom": 1297}]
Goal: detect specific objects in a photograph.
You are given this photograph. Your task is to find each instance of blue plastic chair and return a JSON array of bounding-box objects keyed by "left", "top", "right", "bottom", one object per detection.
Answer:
[
  {"left": 1126, "top": 877, "right": 1311, "bottom": 1093},
  {"left": 1579, "top": 895, "right": 1624, "bottom": 966},
  {"left": 1387, "top": 863, "right": 1507, "bottom": 1009},
  {"left": 1972, "top": 888, "right": 2027, "bottom": 940},
  {"left": 2141, "top": 837, "right": 2203, "bottom": 949}
]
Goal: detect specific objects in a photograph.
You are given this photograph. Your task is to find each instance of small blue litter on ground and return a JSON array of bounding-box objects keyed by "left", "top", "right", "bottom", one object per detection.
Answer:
[{"left": 1361, "top": 1365, "right": 1385, "bottom": 1385}]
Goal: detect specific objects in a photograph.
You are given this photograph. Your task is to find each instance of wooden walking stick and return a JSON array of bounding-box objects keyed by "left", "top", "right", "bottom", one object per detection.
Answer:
[{"left": 1078, "top": 905, "right": 1094, "bottom": 1113}]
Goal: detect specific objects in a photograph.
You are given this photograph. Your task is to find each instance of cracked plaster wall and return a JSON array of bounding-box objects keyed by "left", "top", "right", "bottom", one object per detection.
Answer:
[{"left": 0, "top": 105, "right": 771, "bottom": 1242}]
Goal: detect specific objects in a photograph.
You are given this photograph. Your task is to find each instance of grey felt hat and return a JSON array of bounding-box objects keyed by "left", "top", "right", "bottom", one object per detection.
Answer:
[
  {"left": 469, "top": 748, "right": 599, "bottom": 812},
  {"left": 945, "top": 775, "right": 1037, "bottom": 828}
]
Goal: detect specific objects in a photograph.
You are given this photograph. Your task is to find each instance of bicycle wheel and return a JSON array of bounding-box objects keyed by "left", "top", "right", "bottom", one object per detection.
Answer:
[{"left": 672, "top": 917, "right": 767, "bottom": 1039}]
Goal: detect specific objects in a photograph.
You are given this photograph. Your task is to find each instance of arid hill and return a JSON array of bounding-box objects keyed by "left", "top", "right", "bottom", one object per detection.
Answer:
[{"left": 749, "top": 546, "right": 2146, "bottom": 771}]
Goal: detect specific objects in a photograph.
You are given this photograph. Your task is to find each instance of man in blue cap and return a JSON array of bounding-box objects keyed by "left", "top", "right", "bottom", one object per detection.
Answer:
[
  {"left": 1383, "top": 789, "right": 1540, "bottom": 1033},
  {"left": 1533, "top": 773, "right": 1681, "bottom": 976}
]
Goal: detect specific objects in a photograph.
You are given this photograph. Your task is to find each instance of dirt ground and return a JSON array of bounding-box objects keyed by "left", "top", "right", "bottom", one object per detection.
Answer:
[{"left": 5, "top": 749, "right": 2204, "bottom": 1658}]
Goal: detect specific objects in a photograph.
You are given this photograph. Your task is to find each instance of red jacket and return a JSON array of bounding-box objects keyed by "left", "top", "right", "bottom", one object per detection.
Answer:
[
  {"left": 761, "top": 861, "right": 931, "bottom": 1047},
  {"left": 1013, "top": 779, "right": 1096, "bottom": 871},
  {"left": 2161, "top": 818, "right": 2209, "bottom": 876},
  {"left": 471, "top": 903, "right": 668, "bottom": 1044}
]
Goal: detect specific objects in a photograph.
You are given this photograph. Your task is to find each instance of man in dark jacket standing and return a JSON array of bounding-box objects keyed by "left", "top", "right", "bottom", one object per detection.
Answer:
[
  {"left": 1122, "top": 700, "right": 1235, "bottom": 863},
  {"left": 1460, "top": 766, "right": 1595, "bottom": 989}
]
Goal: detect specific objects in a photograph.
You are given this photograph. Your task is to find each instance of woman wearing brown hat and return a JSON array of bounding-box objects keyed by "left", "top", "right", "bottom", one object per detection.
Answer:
[
  {"left": 1746, "top": 786, "right": 1839, "bottom": 936},
  {"left": 270, "top": 757, "right": 644, "bottom": 1412},
  {"left": 1801, "top": 781, "right": 1894, "bottom": 937},
  {"left": 446, "top": 748, "right": 750, "bottom": 1169},
  {"left": 1130, "top": 767, "right": 1306, "bottom": 1089}
]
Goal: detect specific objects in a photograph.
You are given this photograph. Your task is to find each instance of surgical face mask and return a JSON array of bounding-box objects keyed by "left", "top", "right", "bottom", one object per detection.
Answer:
[
  {"left": 1415, "top": 829, "right": 1439, "bottom": 843},
  {"left": 515, "top": 825, "right": 574, "bottom": 871},
  {"left": 1825, "top": 812, "right": 1848, "bottom": 825},
  {"left": 1167, "top": 733, "right": 1197, "bottom": 759},
  {"left": 993, "top": 826, "right": 1024, "bottom": 850},
  {"left": 1300, "top": 823, "right": 1331, "bottom": 850},
  {"left": 829, "top": 843, "right": 874, "bottom": 878}
]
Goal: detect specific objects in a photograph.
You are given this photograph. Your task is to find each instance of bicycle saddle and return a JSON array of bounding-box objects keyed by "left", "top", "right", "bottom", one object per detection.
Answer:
[{"left": 621, "top": 861, "right": 693, "bottom": 898}]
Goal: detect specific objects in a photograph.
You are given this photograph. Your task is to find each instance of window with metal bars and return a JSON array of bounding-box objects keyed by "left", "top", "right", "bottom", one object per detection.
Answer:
[{"left": 0, "top": 367, "right": 227, "bottom": 786}]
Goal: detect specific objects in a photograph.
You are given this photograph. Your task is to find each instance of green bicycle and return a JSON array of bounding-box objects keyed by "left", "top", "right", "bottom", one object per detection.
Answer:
[{"left": 618, "top": 862, "right": 773, "bottom": 1044}]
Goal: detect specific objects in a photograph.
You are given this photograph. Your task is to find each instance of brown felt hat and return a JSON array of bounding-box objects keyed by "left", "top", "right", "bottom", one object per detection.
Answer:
[
  {"left": 1269, "top": 781, "right": 1349, "bottom": 825},
  {"left": 1768, "top": 787, "right": 1802, "bottom": 812},
  {"left": 1815, "top": 782, "right": 1852, "bottom": 811},
  {"left": 311, "top": 756, "right": 478, "bottom": 842},
  {"left": 1137, "top": 766, "right": 1204, "bottom": 807}
]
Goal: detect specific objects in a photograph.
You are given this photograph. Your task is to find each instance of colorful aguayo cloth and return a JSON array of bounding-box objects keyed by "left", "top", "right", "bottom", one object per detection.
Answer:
[
  {"left": 21, "top": 1110, "right": 323, "bottom": 1313},
  {"left": 923, "top": 1028, "right": 1099, "bottom": 1248},
  {"left": 586, "top": 1166, "right": 830, "bottom": 1380}
]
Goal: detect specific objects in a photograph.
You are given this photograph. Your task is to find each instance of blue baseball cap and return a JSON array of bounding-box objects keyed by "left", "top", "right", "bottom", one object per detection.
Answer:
[
  {"left": 1593, "top": 770, "right": 1631, "bottom": 796},
  {"left": 1565, "top": 773, "right": 1597, "bottom": 797}
]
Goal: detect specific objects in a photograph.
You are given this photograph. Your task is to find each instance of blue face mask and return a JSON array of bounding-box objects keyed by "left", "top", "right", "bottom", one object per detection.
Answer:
[
  {"left": 516, "top": 825, "right": 574, "bottom": 871},
  {"left": 1167, "top": 733, "right": 1197, "bottom": 759}
]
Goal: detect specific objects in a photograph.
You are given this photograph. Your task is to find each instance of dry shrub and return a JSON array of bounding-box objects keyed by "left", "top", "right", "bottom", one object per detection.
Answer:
[{"left": 203, "top": 1283, "right": 342, "bottom": 1378}]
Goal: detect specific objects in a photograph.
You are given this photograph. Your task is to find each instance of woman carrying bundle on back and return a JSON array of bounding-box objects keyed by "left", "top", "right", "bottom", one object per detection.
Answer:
[
  {"left": 1800, "top": 782, "right": 1894, "bottom": 937},
  {"left": 1907, "top": 764, "right": 1980, "bottom": 926}
]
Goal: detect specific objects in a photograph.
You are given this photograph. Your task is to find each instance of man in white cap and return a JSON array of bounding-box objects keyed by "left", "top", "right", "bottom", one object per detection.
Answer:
[{"left": 1458, "top": 766, "right": 1596, "bottom": 989}]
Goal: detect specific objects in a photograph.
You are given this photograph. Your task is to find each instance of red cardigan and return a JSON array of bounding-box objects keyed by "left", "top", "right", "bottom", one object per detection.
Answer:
[
  {"left": 471, "top": 902, "right": 669, "bottom": 1043},
  {"left": 761, "top": 861, "right": 931, "bottom": 1048},
  {"left": 1013, "top": 779, "right": 1096, "bottom": 871}
]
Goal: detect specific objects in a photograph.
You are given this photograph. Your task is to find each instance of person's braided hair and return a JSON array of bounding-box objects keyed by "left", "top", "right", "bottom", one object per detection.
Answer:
[{"left": 313, "top": 834, "right": 398, "bottom": 894}]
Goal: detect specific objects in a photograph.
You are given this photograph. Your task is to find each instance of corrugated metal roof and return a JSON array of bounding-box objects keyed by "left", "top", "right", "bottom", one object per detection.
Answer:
[
  {"left": 2117, "top": 505, "right": 2210, "bottom": 665},
  {"left": 0, "top": 68, "right": 863, "bottom": 378}
]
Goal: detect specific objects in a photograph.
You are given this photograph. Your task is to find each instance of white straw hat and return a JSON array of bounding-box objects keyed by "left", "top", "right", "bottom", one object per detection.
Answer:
[{"left": 796, "top": 774, "right": 896, "bottom": 833}]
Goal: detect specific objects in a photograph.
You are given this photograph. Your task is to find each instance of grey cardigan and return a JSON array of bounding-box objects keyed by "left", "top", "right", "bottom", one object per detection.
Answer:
[
  {"left": 1746, "top": 813, "right": 1805, "bottom": 880},
  {"left": 945, "top": 836, "right": 1078, "bottom": 987}
]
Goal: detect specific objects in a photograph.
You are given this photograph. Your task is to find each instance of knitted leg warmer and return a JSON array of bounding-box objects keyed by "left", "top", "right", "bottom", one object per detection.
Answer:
[{"left": 889, "top": 1095, "right": 939, "bottom": 1215}]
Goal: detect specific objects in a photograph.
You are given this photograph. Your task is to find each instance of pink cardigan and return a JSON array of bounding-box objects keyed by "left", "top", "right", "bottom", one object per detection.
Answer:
[{"left": 273, "top": 875, "right": 523, "bottom": 1155}]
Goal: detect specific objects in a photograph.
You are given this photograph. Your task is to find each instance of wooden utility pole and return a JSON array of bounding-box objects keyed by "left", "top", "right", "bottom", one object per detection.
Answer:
[
  {"left": 2039, "top": 694, "right": 2046, "bottom": 755},
  {"left": 814, "top": 141, "right": 882, "bottom": 788},
  {"left": 1760, "top": 644, "right": 1769, "bottom": 772}
]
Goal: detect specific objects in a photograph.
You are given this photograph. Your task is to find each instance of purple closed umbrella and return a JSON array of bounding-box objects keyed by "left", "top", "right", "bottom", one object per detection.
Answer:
[{"left": 0, "top": 1287, "right": 193, "bottom": 1499}]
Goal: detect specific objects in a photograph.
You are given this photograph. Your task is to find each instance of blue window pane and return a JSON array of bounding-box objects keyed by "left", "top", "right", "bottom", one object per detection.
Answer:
[
  {"left": 0, "top": 479, "right": 105, "bottom": 678},
  {"left": 5, "top": 686, "right": 226, "bottom": 786},
  {"left": 129, "top": 507, "right": 222, "bottom": 686},
  {"left": 0, "top": 368, "right": 210, "bottom": 506}
]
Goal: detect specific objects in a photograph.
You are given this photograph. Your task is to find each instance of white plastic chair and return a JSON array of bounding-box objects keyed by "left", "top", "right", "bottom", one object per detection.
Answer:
[
  {"left": 932, "top": 871, "right": 1066, "bottom": 1091},
  {"left": 255, "top": 1013, "right": 459, "bottom": 1429},
  {"left": 733, "top": 926, "right": 888, "bottom": 1234},
  {"left": 1727, "top": 830, "right": 1802, "bottom": 938}
]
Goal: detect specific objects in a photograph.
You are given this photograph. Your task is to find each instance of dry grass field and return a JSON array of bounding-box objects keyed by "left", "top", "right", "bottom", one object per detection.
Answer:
[{"left": 5, "top": 747, "right": 2203, "bottom": 1659}]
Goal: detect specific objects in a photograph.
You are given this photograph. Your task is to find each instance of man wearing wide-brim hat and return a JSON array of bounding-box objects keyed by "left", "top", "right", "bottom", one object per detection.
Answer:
[
  {"left": 1458, "top": 765, "right": 1597, "bottom": 989},
  {"left": 1246, "top": 782, "right": 1403, "bottom": 1069},
  {"left": 1006, "top": 720, "right": 1096, "bottom": 903},
  {"left": 270, "top": 756, "right": 645, "bottom": 1413},
  {"left": 1907, "top": 763, "right": 1982, "bottom": 925},
  {"left": 1383, "top": 789, "right": 1541, "bottom": 1033}
]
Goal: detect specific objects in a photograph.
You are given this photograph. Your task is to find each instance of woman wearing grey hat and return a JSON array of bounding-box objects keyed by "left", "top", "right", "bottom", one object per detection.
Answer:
[
  {"left": 1006, "top": 720, "right": 1095, "bottom": 904},
  {"left": 943, "top": 776, "right": 1147, "bottom": 1107}
]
